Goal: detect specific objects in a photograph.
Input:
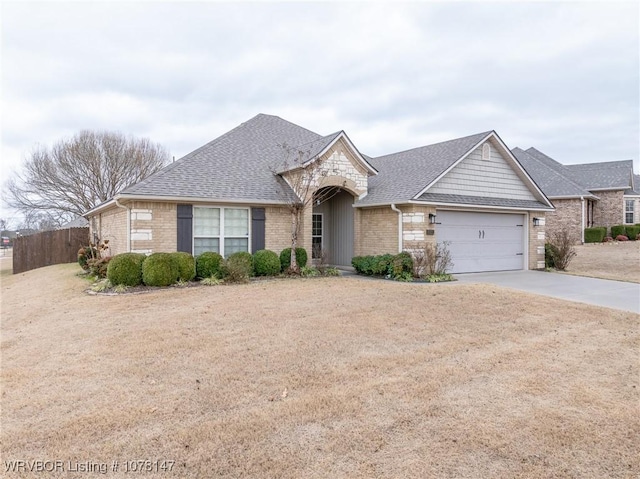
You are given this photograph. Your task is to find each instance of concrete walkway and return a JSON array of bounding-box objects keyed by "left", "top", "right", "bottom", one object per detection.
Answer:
[{"left": 453, "top": 270, "right": 640, "bottom": 314}]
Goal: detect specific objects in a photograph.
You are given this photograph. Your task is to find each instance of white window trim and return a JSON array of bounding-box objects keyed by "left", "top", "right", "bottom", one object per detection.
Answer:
[
  {"left": 312, "top": 212, "right": 323, "bottom": 259},
  {"left": 193, "top": 206, "right": 251, "bottom": 257},
  {"left": 624, "top": 199, "right": 635, "bottom": 225}
]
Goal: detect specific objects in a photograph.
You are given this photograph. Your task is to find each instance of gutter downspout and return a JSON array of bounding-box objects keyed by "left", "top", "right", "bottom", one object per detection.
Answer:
[
  {"left": 390, "top": 204, "right": 402, "bottom": 253},
  {"left": 115, "top": 198, "right": 131, "bottom": 253},
  {"left": 580, "top": 196, "right": 585, "bottom": 244}
]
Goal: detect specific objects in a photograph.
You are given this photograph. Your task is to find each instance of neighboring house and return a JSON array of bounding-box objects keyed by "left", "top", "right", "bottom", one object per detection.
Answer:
[
  {"left": 56, "top": 216, "right": 89, "bottom": 229},
  {"left": 512, "top": 147, "right": 639, "bottom": 242},
  {"left": 85, "top": 114, "right": 554, "bottom": 274}
]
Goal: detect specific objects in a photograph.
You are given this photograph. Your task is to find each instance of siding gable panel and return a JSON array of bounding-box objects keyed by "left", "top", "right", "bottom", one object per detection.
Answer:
[{"left": 427, "top": 141, "right": 537, "bottom": 201}]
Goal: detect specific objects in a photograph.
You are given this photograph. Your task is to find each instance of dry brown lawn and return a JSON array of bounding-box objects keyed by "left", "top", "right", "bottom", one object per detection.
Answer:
[
  {"left": 2, "top": 264, "right": 639, "bottom": 478},
  {"left": 564, "top": 241, "right": 640, "bottom": 283}
]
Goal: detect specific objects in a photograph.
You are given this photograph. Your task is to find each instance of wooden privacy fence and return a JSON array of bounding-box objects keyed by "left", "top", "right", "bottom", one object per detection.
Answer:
[{"left": 12, "top": 227, "right": 89, "bottom": 274}]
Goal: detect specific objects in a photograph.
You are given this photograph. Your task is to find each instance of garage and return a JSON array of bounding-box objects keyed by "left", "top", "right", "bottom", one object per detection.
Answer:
[{"left": 437, "top": 210, "right": 526, "bottom": 274}]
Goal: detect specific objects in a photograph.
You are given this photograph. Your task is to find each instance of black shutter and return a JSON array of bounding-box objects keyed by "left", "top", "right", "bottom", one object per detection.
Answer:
[
  {"left": 177, "top": 204, "right": 193, "bottom": 254},
  {"left": 251, "top": 208, "right": 265, "bottom": 253}
]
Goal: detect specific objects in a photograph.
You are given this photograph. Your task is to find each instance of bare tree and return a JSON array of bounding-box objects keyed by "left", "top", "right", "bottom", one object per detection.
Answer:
[
  {"left": 274, "top": 143, "right": 342, "bottom": 273},
  {"left": 4, "top": 130, "right": 169, "bottom": 227}
]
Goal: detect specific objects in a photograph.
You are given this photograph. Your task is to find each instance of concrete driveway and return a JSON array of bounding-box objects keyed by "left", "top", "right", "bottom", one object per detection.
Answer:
[{"left": 453, "top": 270, "right": 640, "bottom": 314}]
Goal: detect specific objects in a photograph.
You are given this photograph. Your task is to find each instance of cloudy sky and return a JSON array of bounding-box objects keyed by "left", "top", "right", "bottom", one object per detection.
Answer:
[{"left": 1, "top": 1, "right": 638, "bottom": 222}]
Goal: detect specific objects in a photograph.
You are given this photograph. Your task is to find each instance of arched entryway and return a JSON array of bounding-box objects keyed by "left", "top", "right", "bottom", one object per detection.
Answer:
[{"left": 312, "top": 187, "right": 355, "bottom": 267}]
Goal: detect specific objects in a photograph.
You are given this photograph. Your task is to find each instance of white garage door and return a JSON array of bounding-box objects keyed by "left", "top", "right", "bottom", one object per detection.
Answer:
[{"left": 437, "top": 211, "right": 525, "bottom": 274}]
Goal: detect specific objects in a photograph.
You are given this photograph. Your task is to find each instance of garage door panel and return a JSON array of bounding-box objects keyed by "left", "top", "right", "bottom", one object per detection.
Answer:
[{"left": 437, "top": 210, "right": 525, "bottom": 274}]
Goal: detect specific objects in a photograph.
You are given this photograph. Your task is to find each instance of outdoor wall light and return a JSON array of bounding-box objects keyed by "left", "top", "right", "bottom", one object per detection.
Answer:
[
  {"left": 533, "top": 217, "right": 541, "bottom": 226},
  {"left": 429, "top": 213, "right": 437, "bottom": 224}
]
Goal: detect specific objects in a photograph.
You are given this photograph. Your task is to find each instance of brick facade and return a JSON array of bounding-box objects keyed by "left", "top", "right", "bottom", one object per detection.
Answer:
[
  {"left": 129, "top": 201, "right": 177, "bottom": 254},
  {"left": 594, "top": 190, "right": 624, "bottom": 230},
  {"left": 545, "top": 198, "right": 584, "bottom": 244},
  {"left": 356, "top": 206, "right": 399, "bottom": 256},
  {"left": 529, "top": 212, "right": 546, "bottom": 270},
  {"left": 92, "top": 206, "right": 127, "bottom": 256}
]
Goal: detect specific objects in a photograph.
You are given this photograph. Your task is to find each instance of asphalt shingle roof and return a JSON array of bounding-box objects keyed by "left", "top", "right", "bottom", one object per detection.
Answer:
[
  {"left": 512, "top": 147, "right": 595, "bottom": 198},
  {"left": 626, "top": 174, "right": 640, "bottom": 195},
  {"left": 356, "top": 131, "right": 492, "bottom": 206},
  {"left": 525, "top": 147, "right": 633, "bottom": 192},
  {"left": 122, "top": 114, "right": 323, "bottom": 203},
  {"left": 564, "top": 160, "right": 633, "bottom": 190},
  {"left": 415, "top": 193, "right": 551, "bottom": 210}
]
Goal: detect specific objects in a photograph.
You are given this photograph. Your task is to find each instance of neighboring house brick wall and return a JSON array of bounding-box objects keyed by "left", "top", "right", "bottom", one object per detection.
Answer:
[
  {"left": 357, "top": 206, "right": 399, "bottom": 256},
  {"left": 545, "top": 199, "right": 583, "bottom": 244},
  {"left": 129, "top": 201, "right": 177, "bottom": 254},
  {"left": 593, "top": 190, "right": 624, "bottom": 230}
]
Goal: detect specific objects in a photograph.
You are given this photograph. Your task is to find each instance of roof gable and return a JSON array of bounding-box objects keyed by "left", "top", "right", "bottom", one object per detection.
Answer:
[
  {"left": 424, "top": 138, "right": 537, "bottom": 201},
  {"left": 278, "top": 131, "right": 377, "bottom": 177},
  {"left": 358, "top": 131, "right": 491, "bottom": 206}
]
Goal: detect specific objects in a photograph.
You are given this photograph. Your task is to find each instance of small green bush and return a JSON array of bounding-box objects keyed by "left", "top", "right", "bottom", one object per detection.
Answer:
[
  {"left": 352, "top": 252, "right": 414, "bottom": 279},
  {"left": 253, "top": 249, "right": 280, "bottom": 276},
  {"left": 171, "top": 252, "right": 196, "bottom": 281},
  {"left": 142, "top": 253, "right": 179, "bottom": 287},
  {"left": 300, "top": 266, "right": 320, "bottom": 277},
  {"left": 611, "top": 225, "right": 627, "bottom": 239},
  {"left": 280, "top": 247, "right": 308, "bottom": 272},
  {"left": 196, "top": 251, "right": 224, "bottom": 279},
  {"left": 107, "top": 253, "right": 146, "bottom": 286},
  {"left": 221, "top": 252, "right": 254, "bottom": 283},
  {"left": 584, "top": 227, "right": 607, "bottom": 243},
  {"left": 625, "top": 225, "right": 640, "bottom": 241},
  {"left": 545, "top": 243, "right": 558, "bottom": 269}
]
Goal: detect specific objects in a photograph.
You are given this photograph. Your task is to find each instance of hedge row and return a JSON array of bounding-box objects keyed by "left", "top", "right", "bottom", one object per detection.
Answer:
[
  {"left": 584, "top": 225, "right": 640, "bottom": 242},
  {"left": 103, "top": 247, "right": 308, "bottom": 287},
  {"left": 584, "top": 227, "right": 607, "bottom": 243},
  {"left": 351, "top": 252, "right": 413, "bottom": 279}
]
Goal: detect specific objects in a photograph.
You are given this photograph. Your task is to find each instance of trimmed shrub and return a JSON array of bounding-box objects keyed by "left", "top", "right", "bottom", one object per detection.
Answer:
[
  {"left": 616, "top": 234, "right": 629, "bottom": 242},
  {"left": 107, "top": 253, "right": 146, "bottom": 286},
  {"left": 196, "top": 251, "right": 223, "bottom": 279},
  {"left": 611, "top": 225, "right": 627, "bottom": 239},
  {"left": 280, "top": 247, "right": 308, "bottom": 272},
  {"left": 584, "top": 227, "right": 607, "bottom": 243},
  {"left": 221, "top": 251, "right": 254, "bottom": 283},
  {"left": 171, "top": 252, "right": 196, "bottom": 281},
  {"left": 625, "top": 225, "right": 640, "bottom": 241},
  {"left": 253, "top": 249, "right": 280, "bottom": 276},
  {"left": 142, "top": 253, "right": 179, "bottom": 287},
  {"left": 352, "top": 252, "right": 414, "bottom": 279}
]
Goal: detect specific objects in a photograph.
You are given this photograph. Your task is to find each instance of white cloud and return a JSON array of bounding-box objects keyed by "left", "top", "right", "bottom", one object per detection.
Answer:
[{"left": 1, "top": 0, "right": 638, "bottom": 221}]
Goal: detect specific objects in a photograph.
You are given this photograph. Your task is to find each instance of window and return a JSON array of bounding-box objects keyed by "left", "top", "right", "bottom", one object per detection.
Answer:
[
  {"left": 625, "top": 200, "right": 635, "bottom": 224},
  {"left": 312, "top": 213, "right": 323, "bottom": 259},
  {"left": 482, "top": 143, "right": 491, "bottom": 161},
  {"left": 193, "top": 207, "right": 249, "bottom": 257}
]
